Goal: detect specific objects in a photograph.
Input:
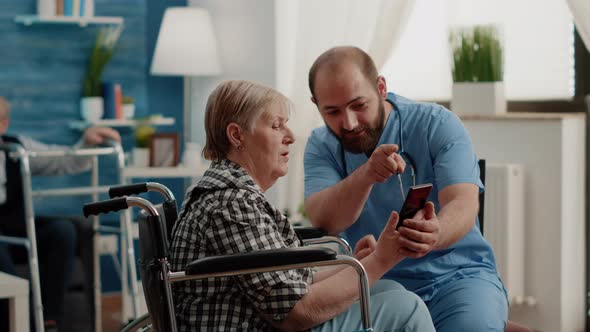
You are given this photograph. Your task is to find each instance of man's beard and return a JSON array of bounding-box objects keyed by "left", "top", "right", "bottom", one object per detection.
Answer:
[{"left": 332, "top": 102, "right": 385, "bottom": 155}]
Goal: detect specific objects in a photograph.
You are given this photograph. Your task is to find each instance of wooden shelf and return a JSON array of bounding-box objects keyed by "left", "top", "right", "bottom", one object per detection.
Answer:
[
  {"left": 69, "top": 117, "right": 175, "bottom": 130},
  {"left": 14, "top": 15, "right": 124, "bottom": 27}
]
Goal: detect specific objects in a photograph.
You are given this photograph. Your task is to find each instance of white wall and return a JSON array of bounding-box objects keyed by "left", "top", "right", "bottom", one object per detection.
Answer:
[
  {"left": 382, "top": 0, "right": 574, "bottom": 101},
  {"left": 188, "top": 0, "right": 282, "bottom": 205},
  {"left": 463, "top": 114, "right": 586, "bottom": 332}
]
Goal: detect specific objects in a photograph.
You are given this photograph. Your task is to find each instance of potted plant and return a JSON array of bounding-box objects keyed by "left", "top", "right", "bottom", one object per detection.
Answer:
[
  {"left": 122, "top": 96, "right": 135, "bottom": 119},
  {"left": 132, "top": 121, "right": 155, "bottom": 167},
  {"left": 80, "top": 25, "right": 123, "bottom": 122},
  {"left": 449, "top": 25, "right": 505, "bottom": 115},
  {"left": 131, "top": 117, "right": 156, "bottom": 167}
]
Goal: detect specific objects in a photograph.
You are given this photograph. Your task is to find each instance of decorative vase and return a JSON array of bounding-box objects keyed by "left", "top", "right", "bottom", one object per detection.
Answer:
[
  {"left": 451, "top": 82, "right": 506, "bottom": 116},
  {"left": 132, "top": 148, "right": 149, "bottom": 167},
  {"left": 80, "top": 97, "right": 104, "bottom": 122}
]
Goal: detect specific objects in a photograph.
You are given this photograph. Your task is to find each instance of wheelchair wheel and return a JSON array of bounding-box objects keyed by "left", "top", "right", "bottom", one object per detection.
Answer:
[{"left": 120, "top": 313, "right": 152, "bottom": 332}]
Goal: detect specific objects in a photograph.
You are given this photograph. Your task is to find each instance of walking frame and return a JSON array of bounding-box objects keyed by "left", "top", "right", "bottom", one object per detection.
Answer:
[{"left": 0, "top": 141, "right": 140, "bottom": 332}]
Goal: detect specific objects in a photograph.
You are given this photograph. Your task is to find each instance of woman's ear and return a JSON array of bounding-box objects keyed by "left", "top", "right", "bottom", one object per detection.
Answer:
[
  {"left": 226, "top": 122, "right": 243, "bottom": 148},
  {"left": 0, "top": 118, "right": 9, "bottom": 135}
]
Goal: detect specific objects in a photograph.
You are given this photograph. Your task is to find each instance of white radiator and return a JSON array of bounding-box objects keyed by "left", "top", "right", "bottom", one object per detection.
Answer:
[{"left": 483, "top": 163, "right": 526, "bottom": 304}]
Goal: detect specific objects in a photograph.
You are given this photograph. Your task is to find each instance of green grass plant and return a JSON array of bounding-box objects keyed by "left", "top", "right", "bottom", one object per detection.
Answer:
[
  {"left": 450, "top": 25, "right": 503, "bottom": 82},
  {"left": 82, "top": 26, "right": 123, "bottom": 97}
]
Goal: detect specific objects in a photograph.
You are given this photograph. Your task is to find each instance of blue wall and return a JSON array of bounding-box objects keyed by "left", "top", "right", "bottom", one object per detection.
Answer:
[
  {"left": 1, "top": 0, "right": 148, "bottom": 216},
  {"left": 0, "top": 0, "right": 185, "bottom": 292},
  {"left": 147, "top": 0, "right": 185, "bottom": 142}
]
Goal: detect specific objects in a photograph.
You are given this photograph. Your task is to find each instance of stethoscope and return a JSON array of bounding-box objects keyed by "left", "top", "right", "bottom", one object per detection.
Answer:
[{"left": 339, "top": 99, "right": 417, "bottom": 200}]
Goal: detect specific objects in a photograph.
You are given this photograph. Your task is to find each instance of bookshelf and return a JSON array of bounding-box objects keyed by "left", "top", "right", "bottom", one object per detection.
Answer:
[
  {"left": 14, "top": 15, "right": 123, "bottom": 27},
  {"left": 69, "top": 117, "right": 175, "bottom": 130}
]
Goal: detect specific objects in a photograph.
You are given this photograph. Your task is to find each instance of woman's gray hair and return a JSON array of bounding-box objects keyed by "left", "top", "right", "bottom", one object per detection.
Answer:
[
  {"left": 203, "top": 80, "right": 292, "bottom": 160},
  {"left": 0, "top": 97, "right": 10, "bottom": 120}
]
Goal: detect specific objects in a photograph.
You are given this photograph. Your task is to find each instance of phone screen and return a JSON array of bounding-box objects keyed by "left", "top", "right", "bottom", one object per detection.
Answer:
[{"left": 396, "top": 183, "right": 433, "bottom": 230}]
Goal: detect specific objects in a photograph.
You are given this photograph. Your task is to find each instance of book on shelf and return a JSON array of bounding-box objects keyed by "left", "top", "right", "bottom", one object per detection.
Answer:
[
  {"left": 114, "top": 84, "right": 123, "bottom": 119},
  {"left": 64, "top": 0, "right": 73, "bottom": 16},
  {"left": 72, "top": 0, "right": 80, "bottom": 17},
  {"left": 37, "top": 0, "right": 94, "bottom": 18},
  {"left": 84, "top": 0, "right": 94, "bottom": 17},
  {"left": 56, "top": 0, "right": 64, "bottom": 16},
  {"left": 79, "top": 0, "right": 85, "bottom": 17},
  {"left": 102, "top": 82, "right": 123, "bottom": 120},
  {"left": 37, "top": 0, "right": 56, "bottom": 17}
]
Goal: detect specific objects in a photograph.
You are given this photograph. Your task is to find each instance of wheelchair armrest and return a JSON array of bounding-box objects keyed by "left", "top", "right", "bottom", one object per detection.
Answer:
[
  {"left": 185, "top": 247, "right": 337, "bottom": 275},
  {"left": 294, "top": 226, "right": 328, "bottom": 240}
]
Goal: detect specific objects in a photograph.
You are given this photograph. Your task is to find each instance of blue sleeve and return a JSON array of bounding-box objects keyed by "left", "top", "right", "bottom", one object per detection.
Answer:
[
  {"left": 428, "top": 109, "right": 483, "bottom": 191},
  {"left": 303, "top": 132, "right": 344, "bottom": 199}
]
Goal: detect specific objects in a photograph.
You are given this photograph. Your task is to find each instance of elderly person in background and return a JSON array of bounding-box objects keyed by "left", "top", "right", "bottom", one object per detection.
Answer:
[
  {"left": 170, "top": 80, "right": 435, "bottom": 331},
  {"left": 0, "top": 96, "right": 120, "bottom": 332}
]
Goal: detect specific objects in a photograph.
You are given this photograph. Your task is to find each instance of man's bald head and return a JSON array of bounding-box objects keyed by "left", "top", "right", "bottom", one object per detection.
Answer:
[
  {"left": 0, "top": 97, "right": 10, "bottom": 120},
  {"left": 308, "top": 46, "right": 379, "bottom": 99}
]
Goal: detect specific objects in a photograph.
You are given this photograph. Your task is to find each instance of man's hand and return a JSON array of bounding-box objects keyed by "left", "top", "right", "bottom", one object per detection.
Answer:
[
  {"left": 83, "top": 127, "right": 121, "bottom": 146},
  {"left": 359, "top": 144, "right": 406, "bottom": 184},
  {"left": 353, "top": 234, "right": 377, "bottom": 260},
  {"left": 397, "top": 202, "right": 440, "bottom": 259}
]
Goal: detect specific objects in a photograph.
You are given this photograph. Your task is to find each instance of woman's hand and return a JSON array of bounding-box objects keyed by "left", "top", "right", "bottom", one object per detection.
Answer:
[
  {"left": 354, "top": 234, "right": 377, "bottom": 260},
  {"left": 372, "top": 211, "right": 404, "bottom": 268}
]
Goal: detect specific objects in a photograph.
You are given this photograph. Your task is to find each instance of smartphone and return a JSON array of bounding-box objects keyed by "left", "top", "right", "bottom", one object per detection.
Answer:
[{"left": 396, "top": 183, "right": 433, "bottom": 230}]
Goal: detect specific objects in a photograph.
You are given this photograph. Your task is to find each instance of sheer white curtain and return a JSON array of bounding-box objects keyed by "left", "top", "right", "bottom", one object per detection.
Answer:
[
  {"left": 274, "top": 0, "right": 414, "bottom": 217},
  {"left": 567, "top": 0, "right": 590, "bottom": 51}
]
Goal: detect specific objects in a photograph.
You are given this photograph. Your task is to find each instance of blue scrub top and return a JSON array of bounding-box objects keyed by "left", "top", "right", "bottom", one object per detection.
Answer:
[{"left": 304, "top": 93, "right": 504, "bottom": 300}]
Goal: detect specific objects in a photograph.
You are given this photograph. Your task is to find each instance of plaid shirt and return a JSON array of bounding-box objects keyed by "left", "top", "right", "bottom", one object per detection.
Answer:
[{"left": 170, "top": 159, "right": 312, "bottom": 331}]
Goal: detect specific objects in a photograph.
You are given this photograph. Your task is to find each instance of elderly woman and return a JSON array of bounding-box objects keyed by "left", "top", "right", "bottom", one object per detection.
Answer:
[{"left": 170, "top": 80, "right": 434, "bottom": 332}]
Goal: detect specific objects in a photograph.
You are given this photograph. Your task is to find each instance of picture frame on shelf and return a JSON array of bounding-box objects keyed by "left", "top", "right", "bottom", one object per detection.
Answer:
[{"left": 149, "top": 133, "right": 179, "bottom": 167}]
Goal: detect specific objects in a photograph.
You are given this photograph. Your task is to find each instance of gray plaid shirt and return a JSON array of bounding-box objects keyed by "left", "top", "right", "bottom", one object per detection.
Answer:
[{"left": 170, "top": 159, "right": 312, "bottom": 331}]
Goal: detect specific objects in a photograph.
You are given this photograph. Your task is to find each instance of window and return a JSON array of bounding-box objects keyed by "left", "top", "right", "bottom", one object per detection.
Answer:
[{"left": 381, "top": 0, "right": 576, "bottom": 102}]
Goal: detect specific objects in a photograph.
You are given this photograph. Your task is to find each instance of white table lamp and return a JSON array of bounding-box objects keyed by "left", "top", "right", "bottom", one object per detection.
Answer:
[{"left": 150, "top": 7, "right": 221, "bottom": 144}]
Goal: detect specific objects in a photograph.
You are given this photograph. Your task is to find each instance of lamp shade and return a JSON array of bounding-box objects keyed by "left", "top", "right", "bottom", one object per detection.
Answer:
[{"left": 150, "top": 7, "right": 221, "bottom": 76}]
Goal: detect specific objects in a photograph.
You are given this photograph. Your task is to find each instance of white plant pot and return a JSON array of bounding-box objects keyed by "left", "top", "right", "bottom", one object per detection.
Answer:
[
  {"left": 132, "top": 148, "right": 149, "bottom": 167},
  {"left": 80, "top": 97, "right": 104, "bottom": 123},
  {"left": 122, "top": 104, "right": 135, "bottom": 119},
  {"left": 451, "top": 82, "right": 506, "bottom": 116}
]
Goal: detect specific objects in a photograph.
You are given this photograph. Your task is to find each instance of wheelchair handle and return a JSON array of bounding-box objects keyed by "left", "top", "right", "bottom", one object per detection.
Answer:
[
  {"left": 109, "top": 183, "right": 148, "bottom": 197},
  {"left": 109, "top": 182, "right": 176, "bottom": 201},
  {"left": 83, "top": 196, "right": 160, "bottom": 218},
  {"left": 83, "top": 197, "right": 128, "bottom": 217}
]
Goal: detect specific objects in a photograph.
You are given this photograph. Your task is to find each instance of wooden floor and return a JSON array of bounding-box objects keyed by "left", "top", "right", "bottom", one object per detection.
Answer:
[{"left": 101, "top": 294, "right": 124, "bottom": 332}]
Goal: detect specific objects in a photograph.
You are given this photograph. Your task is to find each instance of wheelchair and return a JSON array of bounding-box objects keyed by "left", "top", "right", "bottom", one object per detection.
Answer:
[{"left": 84, "top": 182, "right": 374, "bottom": 332}]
